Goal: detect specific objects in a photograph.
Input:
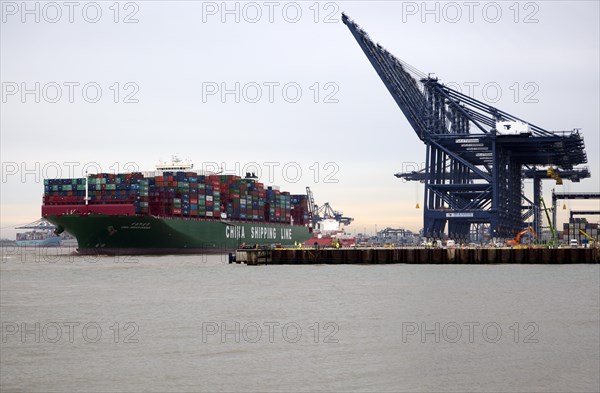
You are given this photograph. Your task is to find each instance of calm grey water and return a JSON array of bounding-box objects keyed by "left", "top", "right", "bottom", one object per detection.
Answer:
[{"left": 1, "top": 248, "right": 599, "bottom": 393}]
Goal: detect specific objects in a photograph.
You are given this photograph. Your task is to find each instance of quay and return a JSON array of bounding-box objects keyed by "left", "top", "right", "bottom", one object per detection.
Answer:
[{"left": 232, "top": 247, "right": 600, "bottom": 265}]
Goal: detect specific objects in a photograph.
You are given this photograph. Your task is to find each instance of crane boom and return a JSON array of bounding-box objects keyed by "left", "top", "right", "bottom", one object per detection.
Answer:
[
  {"left": 342, "top": 13, "right": 431, "bottom": 140},
  {"left": 579, "top": 229, "right": 597, "bottom": 245},
  {"left": 306, "top": 186, "right": 317, "bottom": 223},
  {"left": 507, "top": 226, "right": 537, "bottom": 245},
  {"left": 516, "top": 227, "right": 537, "bottom": 243}
]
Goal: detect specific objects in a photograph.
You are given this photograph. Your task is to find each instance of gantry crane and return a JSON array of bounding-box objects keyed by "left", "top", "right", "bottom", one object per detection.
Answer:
[
  {"left": 15, "top": 218, "right": 57, "bottom": 231},
  {"left": 305, "top": 187, "right": 353, "bottom": 228},
  {"left": 342, "top": 13, "right": 589, "bottom": 240}
]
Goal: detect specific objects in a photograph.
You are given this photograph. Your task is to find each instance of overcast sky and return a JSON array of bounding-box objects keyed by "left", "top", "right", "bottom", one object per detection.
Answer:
[{"left": 1, "top": 0, "right": 599, "bottom": 238}]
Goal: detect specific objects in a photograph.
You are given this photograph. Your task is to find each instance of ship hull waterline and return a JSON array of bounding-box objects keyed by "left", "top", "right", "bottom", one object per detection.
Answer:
[{"left": 45, "top": 214, "right": 313, "bottom": 255}]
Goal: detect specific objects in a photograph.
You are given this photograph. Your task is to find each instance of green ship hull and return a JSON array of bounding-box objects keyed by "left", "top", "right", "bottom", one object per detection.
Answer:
[{"left": 45, "top": 214, "right": 312, "bottom": 255}]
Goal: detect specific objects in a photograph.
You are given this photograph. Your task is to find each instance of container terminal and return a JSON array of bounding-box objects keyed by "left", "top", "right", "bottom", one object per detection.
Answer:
[
  {"left": 30, "top": 14, "right": 598, "bottom": 262},
  {"left": 234, "top": 14, "right": 599, "bottom": 264}
]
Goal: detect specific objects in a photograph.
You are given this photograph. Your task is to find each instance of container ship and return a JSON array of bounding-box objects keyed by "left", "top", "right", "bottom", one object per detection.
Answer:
[
  {"left": 15, "top": 219, "right": 62, "bottom": 247},
  {"left": 41, "top": 161, "right": 313, "bottom": 255}
]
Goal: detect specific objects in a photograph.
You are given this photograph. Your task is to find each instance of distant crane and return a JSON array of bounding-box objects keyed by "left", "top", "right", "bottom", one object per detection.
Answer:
[
  {"left": 305, "top": 187, "right": 354, "bottom": 228},
  {"left": 306, "top": 186, "right": 316, "bottom": 224},
  {"left": 15, "top": 218, "right": 57, "bottom": 231}
]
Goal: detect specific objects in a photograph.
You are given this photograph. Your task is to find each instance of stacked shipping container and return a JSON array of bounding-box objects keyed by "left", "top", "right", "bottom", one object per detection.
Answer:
[
  {"left": 148, "top": 172, "right": 220, "bottom": 218},
  {"left": 43, "top": 172, "right": 309, "bottom": 226},
  {"left": 562, "top": 218, "right": 599, "bottom": 245},
  {"left": 291, "top": 194, "right": 311, "bottom": 225},
  {"left": 87, "top": 173, "right": 146, "bottom": 205},
  {"left": 43, "top": 178, "right": 86, "bottom": 205}
]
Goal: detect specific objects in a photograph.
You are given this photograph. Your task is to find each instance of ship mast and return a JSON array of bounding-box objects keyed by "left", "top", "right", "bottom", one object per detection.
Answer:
[{"left": 85, "top": 170, "right": 89, "bottom": 205}]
